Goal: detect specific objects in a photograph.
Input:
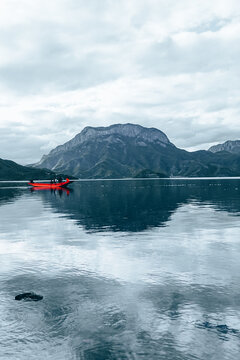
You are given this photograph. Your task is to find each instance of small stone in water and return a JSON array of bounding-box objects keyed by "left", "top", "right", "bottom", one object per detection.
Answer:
[{"left": 15, "top": 292, "right": 43, "bottom": 301}]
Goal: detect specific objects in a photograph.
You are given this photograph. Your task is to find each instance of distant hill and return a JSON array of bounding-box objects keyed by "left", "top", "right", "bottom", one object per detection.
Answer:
[
  {"left": 208, "top": 140, "right": 240, "bottom": 154},
  {"left": 0, "top": 158, "right": 55, "bottom": 180},
  {"left": 31, "top": 123, "right": 240, "bottom": 178}
]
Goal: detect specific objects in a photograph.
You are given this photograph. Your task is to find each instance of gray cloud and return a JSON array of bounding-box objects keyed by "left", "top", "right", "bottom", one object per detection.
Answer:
[{"left": 0, "top": 0, "right": 240, "bottom": 163}]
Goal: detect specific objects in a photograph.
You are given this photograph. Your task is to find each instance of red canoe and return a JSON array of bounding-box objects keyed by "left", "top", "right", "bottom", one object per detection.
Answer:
[{"left": 28, "top": 178, "right": 73, "bottom": 188}]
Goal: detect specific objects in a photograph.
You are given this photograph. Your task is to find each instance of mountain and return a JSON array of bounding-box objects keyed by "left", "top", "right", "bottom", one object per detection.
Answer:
[
  {"left": 208, "top": 140, "right": 240, "bottom": 154},
  {"left": 0, "top": 158, "right": 56, "bottom": 180},
  {"left": 32, "top": 124, "right": 240, "bottom": 178}
]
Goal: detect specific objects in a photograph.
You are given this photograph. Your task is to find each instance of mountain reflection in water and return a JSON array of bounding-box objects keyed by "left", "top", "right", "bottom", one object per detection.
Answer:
[
  {"left": 0, "top": 178, "right": 240, "bottom": 360},
  {"left": 29, "top": 179, "right": 240, "bottom": 232}
]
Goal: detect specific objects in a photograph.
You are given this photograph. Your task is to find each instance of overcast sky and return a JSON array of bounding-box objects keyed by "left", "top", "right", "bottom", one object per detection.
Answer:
[{"left": 0, "top": 0, "right": 240, "bottom": 164}]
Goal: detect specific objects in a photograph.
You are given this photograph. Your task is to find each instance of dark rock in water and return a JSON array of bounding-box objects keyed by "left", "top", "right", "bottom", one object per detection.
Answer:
[
  {"left": 15, "top": 292, "right": 43, "bottom": 301},
  {"left": 196, "top": 321, "right": 214, "bottom": 330},
  {"left": 196, "top": 321, "right": 239, "bottom": 336},
  {"left": 216, "top": 324, "right": 239, "bottom": 335},
  {"left": 216, "top": 324, "right": 229, "bottom": 334}
]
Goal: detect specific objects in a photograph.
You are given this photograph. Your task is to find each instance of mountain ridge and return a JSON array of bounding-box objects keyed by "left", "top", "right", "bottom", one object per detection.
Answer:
[
  {"left": 39, "top": 123, "right": 172, "bottom": 160},
  {"left": 0, "top": 158, "right": 56, "bottom": 181},
  {"left": 208, "top": 140, "right": 240, "bottom": 154},
  {"left": 32, "top": 123, "right": 240, "bottom": 178}
]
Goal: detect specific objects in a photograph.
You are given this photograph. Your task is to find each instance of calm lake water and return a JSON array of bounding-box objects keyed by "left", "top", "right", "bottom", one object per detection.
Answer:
[{"left": 0, "top": 179, "right": 240, "bottom": 360}]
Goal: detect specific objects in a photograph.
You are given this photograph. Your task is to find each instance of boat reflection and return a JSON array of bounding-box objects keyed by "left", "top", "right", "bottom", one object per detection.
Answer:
[{"left": 30, "top": 186, "right": 72, "bottom": 196}]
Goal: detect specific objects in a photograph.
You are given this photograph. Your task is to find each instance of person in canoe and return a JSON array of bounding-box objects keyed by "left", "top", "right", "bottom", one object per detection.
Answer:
[
  {"left": 30, "top": 179, "right": 34, "bottom": 183},
  {"left": 58, "top": 176, "right": 63, "bottom": 183}
]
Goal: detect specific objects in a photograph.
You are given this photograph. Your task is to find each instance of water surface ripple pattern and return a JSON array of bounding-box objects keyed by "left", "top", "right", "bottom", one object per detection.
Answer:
[{"left": 0, "top": 179, "right": 240, "bottom": 359}]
